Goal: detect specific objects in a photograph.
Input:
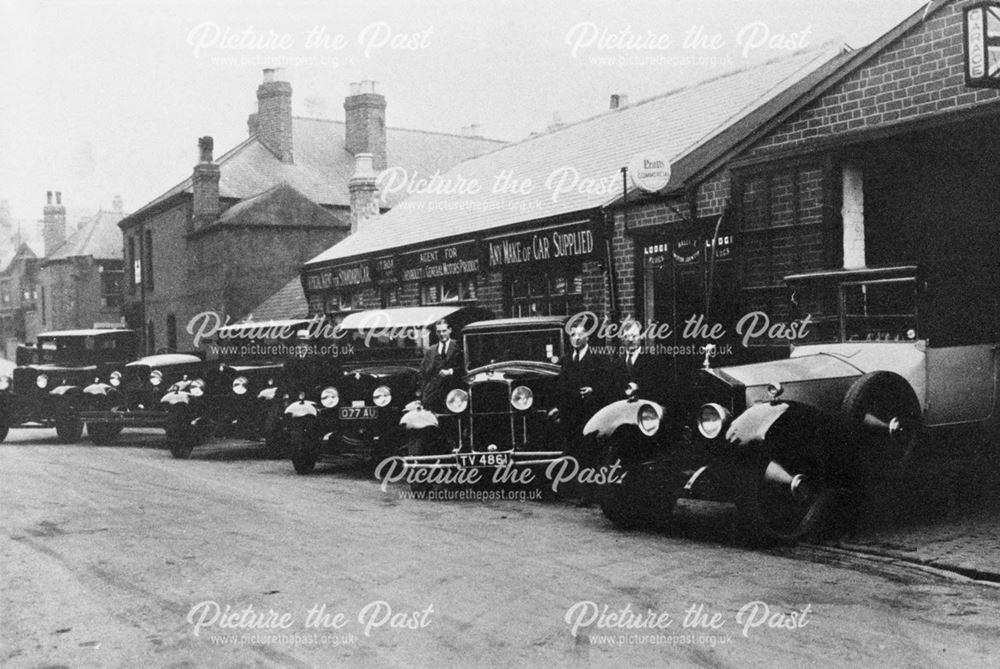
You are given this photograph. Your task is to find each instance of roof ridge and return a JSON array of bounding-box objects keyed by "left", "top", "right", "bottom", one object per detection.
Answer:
[{"left": 293, "top": 115, "right": 508, "bottom": 143}]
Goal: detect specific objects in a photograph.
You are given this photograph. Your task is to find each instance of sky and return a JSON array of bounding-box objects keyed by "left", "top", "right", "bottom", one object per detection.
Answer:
[{"left": 0, "top": 0, "right": 931, "bottom": 226}]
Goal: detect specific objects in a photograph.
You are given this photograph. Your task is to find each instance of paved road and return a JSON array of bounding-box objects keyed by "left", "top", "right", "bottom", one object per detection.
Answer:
[{"left": 3, "top": 428, "right": 999, "bottom": 668}]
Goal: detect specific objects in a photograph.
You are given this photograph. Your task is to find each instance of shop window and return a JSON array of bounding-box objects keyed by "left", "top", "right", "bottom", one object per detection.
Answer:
[
  {"left": 421, "top": 278, "right": 477, "bottom": 305},
  {"left": 325, "top": 290, "right": 363, "bottom": 313},
  {"left": 509, "top": 270, "right": 583, "bottom": 317},
  {"left": 381, "top": 286, "right": 400, "bottom": 308}
]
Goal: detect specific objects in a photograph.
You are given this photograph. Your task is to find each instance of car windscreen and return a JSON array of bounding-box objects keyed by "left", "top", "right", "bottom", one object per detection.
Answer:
[
  {"left": 464, "top": 327, "right": 563, "bottom": 370},
  {"left": 792, "top": 276, "right": 918, "bottom": 343},
  {"left": 343, "top": 326, "right": 425, "bottom": 359},
  {"left": 34, "top": 335, "right": 110, "bottom": 365}
]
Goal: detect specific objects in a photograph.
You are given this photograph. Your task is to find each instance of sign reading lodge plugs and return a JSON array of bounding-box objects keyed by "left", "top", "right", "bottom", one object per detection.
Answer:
[
  {"left": 628, "top": 152, "right": 672, "bottom": 193},
  {"left": 964, "top": 2, "right": 1000, "bottom": 88}
]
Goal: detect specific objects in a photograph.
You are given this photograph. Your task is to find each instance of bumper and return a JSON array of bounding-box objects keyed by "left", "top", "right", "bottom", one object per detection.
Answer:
[{"left": 79, "top": 408, "right": 170, "bottom": 428}]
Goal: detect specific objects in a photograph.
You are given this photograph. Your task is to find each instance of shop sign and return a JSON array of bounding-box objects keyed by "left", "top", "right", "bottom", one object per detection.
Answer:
[
  {"left": 964, "top": 2, "right": 1000, "bottom": 88},
  {"left": 486, "top": 220, "right": 599, "bottom": 269},
  {"left": 628, "top": 151, "right": 672, "bottom": 193},
  {"left": 399, "top": 242, "right": 480, "bottom": 281},
  {"left": 304, "top": 261, "right": 372, "bottom": 291}
]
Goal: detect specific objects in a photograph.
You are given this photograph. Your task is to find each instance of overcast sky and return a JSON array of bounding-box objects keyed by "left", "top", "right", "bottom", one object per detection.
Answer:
[{"left": 0, "top": 0, "right": 930, "bottom": 223}]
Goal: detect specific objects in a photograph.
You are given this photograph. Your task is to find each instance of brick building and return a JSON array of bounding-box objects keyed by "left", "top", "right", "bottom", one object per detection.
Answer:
[
  {"left": 37, "top": 194, "right": 126, "bottom": 333},
  {"left": 0, "top": 242, "right": 40, "bottom": 360},
  {"left": 299, "top": 45, "right": 848, "bottom": 355},
  {"left": 120, "top": 70, "right": 504, "bottom": 353}
]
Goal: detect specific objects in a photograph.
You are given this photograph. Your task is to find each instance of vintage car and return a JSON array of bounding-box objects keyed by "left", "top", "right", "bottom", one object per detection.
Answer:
[
  {"left": 600, "top": 264, "right": 999, "bottom": 544},
  {"left": 79, "top": 353, "right": 206, "bottom": 449},
  {"left": 398, "top": 316, "right": 571, "bottom": 486},
  {"left": 0, "top": 329, "right": 138, "bottom": 442},
  {"left": 177, "top": 318, "right": 333, "bottom": 449},
  {"left": 282, "top": 306, "right": 491, "bottom": 474}
]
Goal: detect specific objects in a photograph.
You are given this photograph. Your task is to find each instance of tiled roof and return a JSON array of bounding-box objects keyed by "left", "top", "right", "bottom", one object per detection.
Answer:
[
  {"left": 308, "top": 43, "right": 847, "bottom": 267},
  {"left": 215, "top": 182, "right": 349, "bottom": 228},
  {"left": 246, "top": 276, "right": 308, "bottom": 321},
  {"left": 126, "top": 120, "right": 506, "bottom": 222},
  {"left": 46, "top": 209, "right": 125, "bottom": 261}
]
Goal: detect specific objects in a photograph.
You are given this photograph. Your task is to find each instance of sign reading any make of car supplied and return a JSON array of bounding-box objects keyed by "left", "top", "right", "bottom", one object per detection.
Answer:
[
  {"left": 485, "top": 220, "right": 601, "bottom": 269},
  {"left": 399, "top": 241, "right": 481, "bottom": 281},
  {"left": 628, "top": 151, "right": 672, "bottom": 193}
]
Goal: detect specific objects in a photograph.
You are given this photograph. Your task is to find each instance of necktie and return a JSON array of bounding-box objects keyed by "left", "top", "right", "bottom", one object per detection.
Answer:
[
  {"left": 438, "top": 342, "right": 445, "bottom": 356},
  {"left": 573, "top": 351, "right": 578, "bottom": 362}
]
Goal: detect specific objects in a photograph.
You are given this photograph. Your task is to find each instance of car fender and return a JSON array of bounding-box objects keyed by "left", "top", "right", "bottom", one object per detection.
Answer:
[
  {"left": 160, "top": 390, "right": 191, "bottom": 406},
  {"left": 400, "top": 406, "right": 439, "bottom": 431},
  {"left": 584, "top": 398, "right": 664, "bottom": 439},
  {"left": 83, "top": 382, "right": 116, "bottom": 397},
  {"left": 724, "top": 402, "right": 790, "bottom": 449},
  {"left": 284, "top": 400, "right": 318, "bottom": 418},
  {"left": 257, "top": 387, "right": 280, "bottom": 401},
  {"left": 49, "top": 385, "right": 81, "bottom": 397}
]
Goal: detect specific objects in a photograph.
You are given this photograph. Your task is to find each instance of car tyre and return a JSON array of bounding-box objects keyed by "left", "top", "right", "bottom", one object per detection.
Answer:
[
  {"left": 55, "top": 416, "right": 83, "bottom": 443},
  {"left": 599, "top": 433, "right": 675, "bottom": 530},
  {"left": 0, "top": 425, "right": 8, "bottom": 443},
  {"left": 735, "top": 455, "right": 835, "bottom": 547},
  {"left": 290, "top": 430, "right": 316, "bottom": 475},
  {"left": 841, "top": 371, "right": 922, "bottom": 524},
  {"left": 405, "top": 429, "right": 435, "bottom": 494},
  {"left": 87, "top": 423, "right": 122, "bottom": 445}
]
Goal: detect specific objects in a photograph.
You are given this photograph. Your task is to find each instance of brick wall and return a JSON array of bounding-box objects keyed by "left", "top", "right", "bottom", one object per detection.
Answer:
[{"left": 749, "top": 0, "right": 1000, "bottom": 158}]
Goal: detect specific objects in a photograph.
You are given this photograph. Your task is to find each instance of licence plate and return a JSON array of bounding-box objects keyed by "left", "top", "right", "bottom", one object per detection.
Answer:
[
  {"left": 459, "top": 451, "right": 512, "bottom": 468},
  {"left": 339, "top": 406, "right": 377, "bottom": 420}
]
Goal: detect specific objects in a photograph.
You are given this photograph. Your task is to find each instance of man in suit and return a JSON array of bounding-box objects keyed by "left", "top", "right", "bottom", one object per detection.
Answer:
[
  {"left": 611, "top": 318, "right": 682, "bottom": 437},
  {"left": 553, "top": 323, "right": 609, "bottom": 506},
  {"left": 420, "top": 319, "right": 463, "bottom": 411}
]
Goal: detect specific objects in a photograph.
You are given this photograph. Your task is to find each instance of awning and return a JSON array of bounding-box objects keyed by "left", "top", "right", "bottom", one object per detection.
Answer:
[{"left": 338, "top": 306, "right": 464, "bottom": 331}]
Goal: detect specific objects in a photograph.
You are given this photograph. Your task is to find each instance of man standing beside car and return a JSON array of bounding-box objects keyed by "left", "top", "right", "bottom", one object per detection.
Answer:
[
  {"left": 420, "top": 319, "right": 462, "bottom": 411},
  {"left": 553, "top": 323, "right": 609, "bottom": 506}
]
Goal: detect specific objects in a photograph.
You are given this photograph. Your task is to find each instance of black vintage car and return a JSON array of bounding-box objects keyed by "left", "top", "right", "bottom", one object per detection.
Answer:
[
  {"left": 282, "top": 306, "right": 491, "bottom": 474},
  {"left": 0, "top": 329, "right": 138, "bottom": 442},
  {"left": 398, "top": 316, "right": 570, "bottom": 483},
  {"left": 80, "top": 353, "right": 206, "bottom": 448},
  {"left": 182, "top": 318, "right": 333, "bottom": 448},
  {"left": 601, "top": 264, "right": 1000, "bottom": 544}
]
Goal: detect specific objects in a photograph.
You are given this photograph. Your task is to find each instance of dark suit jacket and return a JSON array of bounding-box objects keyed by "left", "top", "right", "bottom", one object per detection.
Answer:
[
  {"left": 556, "top": 347, "right": 609, "bottom": 428},
  {"left": 420, "top": 339, "right": 463, "bottom": 410}
]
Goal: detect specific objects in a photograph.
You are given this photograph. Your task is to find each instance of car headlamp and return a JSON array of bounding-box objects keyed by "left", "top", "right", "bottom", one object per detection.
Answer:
[
  {"left": 445, "top": 388, "right": 469, "bottom": 413},
  {"left": 232, "top": 376, "right": 249, "bottom": 395},
  {"left": 372, "top": 385, "right": 391, "bottom": 407},
  {"left": 320, "top": 387, "right": 339, "bottom": 408},
  {"left": 510, "top": 385, "right": 533, "bottom": 411},
  {"left": 637, "top": 403, "right": 660, "bottom": 436},
  {"left": 36, "top": 374, "right": 48, "bottom": 389},
  {"left": 0, "top": 375, "right": 10, "bottom": 391},
  {"left": 150, "top": 370, "right": 163, "bottom": 386},
  {"left": 697, "top": 403, "right": 732, "bottom": 440},
  {"left": 109, "top": 370, "right": 122, "bottom": 387}
]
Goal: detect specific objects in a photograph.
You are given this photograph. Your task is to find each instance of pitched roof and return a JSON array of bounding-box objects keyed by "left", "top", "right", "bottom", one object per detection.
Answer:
[
  {"left": 307, "top": 43, "right": 847, "bottom": 267},
  {"left": 126, "top": 119, "right": 506, "bottom": 223},
  {"left": 0, "top": 242, "right": 37, "bottom": 273},
  {"left": 46, "top": 209, "right": 125, "bottom": 261},
  {"left": 246, "top": 276, "right": 308, "bottom": 321},
  {"left": 215, "top": 181, "right": 349, "bottom": 228}
]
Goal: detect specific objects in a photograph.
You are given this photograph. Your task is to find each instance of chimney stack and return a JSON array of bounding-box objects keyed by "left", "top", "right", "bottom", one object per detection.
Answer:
[
  {"left": 349, "top": 153, "right": 380, "bottom": 234},
  {"left": 547, "top": 112, "right": 565, "bottom": 132},
  {"left": 255, "top": 68, "right": 293, "bottom": 163},
  {"left": 609, "top": 93, "right": 629, "bottom": 109},
  {"left": 344, "top": 81, "right": 387, "bottom": 172},
  {"left": 192, "top": 136, "right": 221, "bottom": 230},
  {"left": 43, "top": 190, "right": 67, "bottom": 256}
]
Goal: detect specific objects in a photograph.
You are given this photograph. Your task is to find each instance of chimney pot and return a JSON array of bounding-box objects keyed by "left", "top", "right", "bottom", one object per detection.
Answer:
[
  {"left": 198, "top": 136, "right": 215, "bottom": 163},
  {"left": 469, "top": 124, "right": 481, "bottom": 137},
  {"left": 263, "top": 68, "right": 275, "bottom": 83},
  {"left": 610, "top": 94, "right": 629, "bottom": 109},
  {"left": 46, "top": 191, "right": 53, "bottom": 205},
  {"left": 56, "top": 192, "right": 62, "bottom": 205}
]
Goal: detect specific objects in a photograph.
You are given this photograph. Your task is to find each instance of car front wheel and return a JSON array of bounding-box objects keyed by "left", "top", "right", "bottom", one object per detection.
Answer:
[
  {"left": 55, "top": 416, "right": 83, "bottom": 443},
  {"left": 87, "top": 423, "right": 122, "bottom": 445},
  {"left": 0, "top": 425, "right": 8, "bottom": 443},
  {"left": 599, "top": 432, "right": 676, "bottom": 530},
  {"left": 289, "top": 430, "right": 316, "bottom": 475},
  {"left": 736, "top": 456, "right": 835, "bottom": 546}
]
